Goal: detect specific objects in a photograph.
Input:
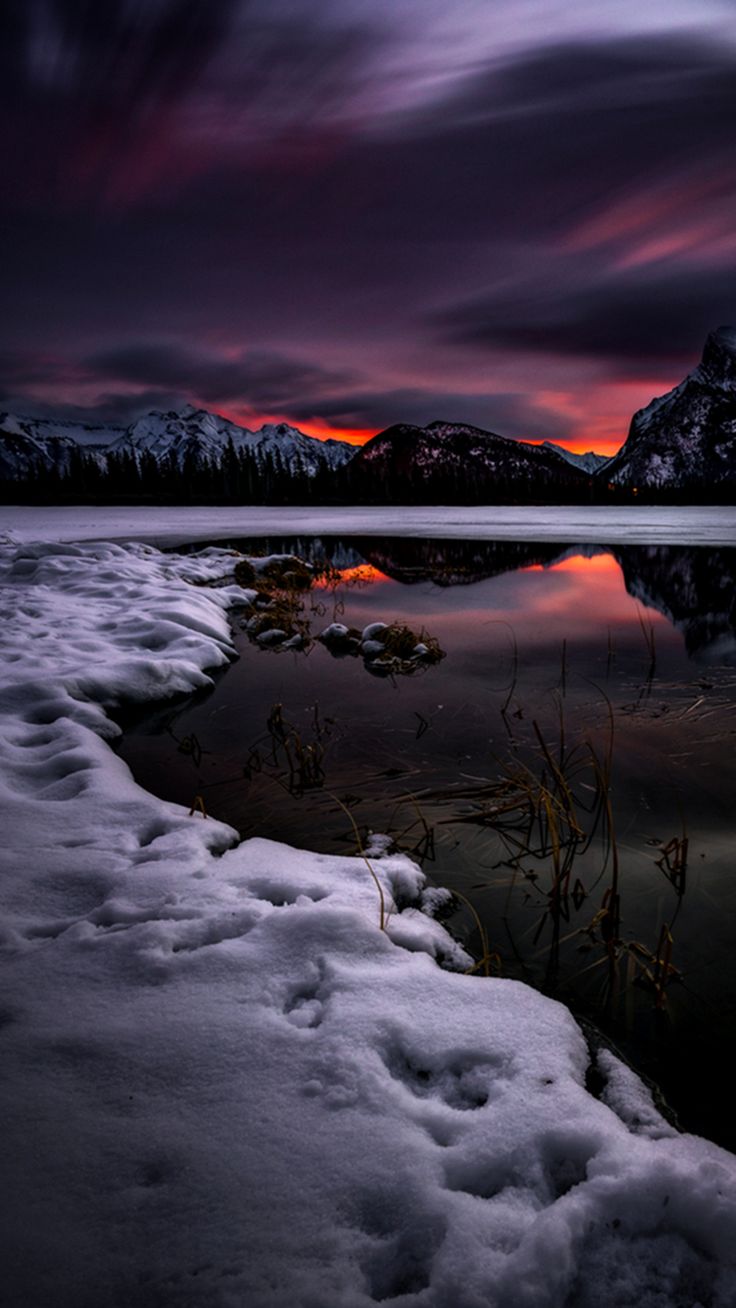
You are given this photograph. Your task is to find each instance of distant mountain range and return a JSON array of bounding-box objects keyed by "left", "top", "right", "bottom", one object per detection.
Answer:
[
  {"left": 0, "top": 405, "right": 354, "bottom": 482},
  {"left": 2, "top": 328, "right": 736, "bottom": 501},
  {"left": 540, "top": 442, "right": 610, "bottom": 474}
]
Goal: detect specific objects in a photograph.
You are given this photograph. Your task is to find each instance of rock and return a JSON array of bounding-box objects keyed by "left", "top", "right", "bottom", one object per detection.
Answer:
[
  {"left": 318, "top": 623, "right": 351, "bottom": 642},
  {"left": 362, "top": 621, "right": 389, "bottom": 641},
  {"left": 257, "top": 629, "right": 288, "bottom": 646},
  {"left": 361, "top": 639, "right": 386, "bottom": 658}
]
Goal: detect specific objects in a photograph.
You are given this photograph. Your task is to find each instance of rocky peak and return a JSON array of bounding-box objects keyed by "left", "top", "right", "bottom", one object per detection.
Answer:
[{"left": 698, "top": 326, "right": 736, "bottom": 389}]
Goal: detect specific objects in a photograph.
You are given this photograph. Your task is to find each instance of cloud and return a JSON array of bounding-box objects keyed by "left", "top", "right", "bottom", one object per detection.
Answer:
[
  {"left": 3, "top": 21, "right": 736, "bottom": 442},
  {"left": 0, "top": 335, "right": 573, "bottom": 439},
  {"left": 84, "top": 342, "right": 355, "bottom": 410},
  {"left": 437, "top": 264, "right": 736, "bottom": 373},
  {"left": 0, "top": 0, "right": 387, "bottom": 205},
  {"left": 289, "top": 386, "right": 571, "bottom": 440}
]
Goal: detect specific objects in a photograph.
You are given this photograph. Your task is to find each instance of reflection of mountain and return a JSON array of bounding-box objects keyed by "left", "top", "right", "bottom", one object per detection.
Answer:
[
  {"left": 176, "top": 534, "right": 575, "bottom": 582},
  {"left": 175, "top": 535, "right": 366, "bottom": 570},
  {"left": 352, "top": 536, "right": 571, "bottom": 585},
  {"left": 614, "top": 545, "right": 736, "bottom": 660},
  {"left": 180, "top": 535, "right": 736, "bottom": 658}
]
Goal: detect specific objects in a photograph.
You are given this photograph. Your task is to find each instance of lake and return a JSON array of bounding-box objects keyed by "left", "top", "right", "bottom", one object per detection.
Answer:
[{"left": 118, "top": 533, "right": 736, "bottom": 1150}]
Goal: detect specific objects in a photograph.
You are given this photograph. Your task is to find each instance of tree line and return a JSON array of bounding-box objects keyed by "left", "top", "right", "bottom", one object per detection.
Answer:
[{"left": 1, "top": 437, "right": 730, "bottom": 504}]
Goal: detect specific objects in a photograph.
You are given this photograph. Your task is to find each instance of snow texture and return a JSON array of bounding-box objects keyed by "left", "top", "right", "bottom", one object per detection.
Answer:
[{"left": 1, "top": 533, "right": 735, "bottom": 1307}]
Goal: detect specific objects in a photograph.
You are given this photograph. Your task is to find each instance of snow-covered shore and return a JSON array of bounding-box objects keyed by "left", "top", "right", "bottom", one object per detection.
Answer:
[
  {"left": 3, "top": 502, "right": 736, "bottom": 547},
  {"left": 1, "top": 533, "right": 735, "bottom": 1308}
]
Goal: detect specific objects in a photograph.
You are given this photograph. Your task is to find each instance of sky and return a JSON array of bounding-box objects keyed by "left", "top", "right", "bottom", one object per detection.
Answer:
[{"left": 2, "top": 1, "right": 736, "bottom": 454}]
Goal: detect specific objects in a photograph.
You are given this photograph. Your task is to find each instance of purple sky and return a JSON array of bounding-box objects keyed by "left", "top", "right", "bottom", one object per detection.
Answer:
[{"left": 2, "top": 0, "right": 736, "bottom": 451}]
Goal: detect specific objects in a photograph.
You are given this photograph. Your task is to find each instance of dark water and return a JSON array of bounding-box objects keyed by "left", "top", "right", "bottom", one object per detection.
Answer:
[{"left": 118, "top": 535, "right": 736, "bottom": 1151}]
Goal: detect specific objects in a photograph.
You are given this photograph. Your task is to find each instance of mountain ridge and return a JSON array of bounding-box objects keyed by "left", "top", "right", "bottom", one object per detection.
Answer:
[
  {"left": 4, "top": 325, "right": 736, "bottom": 501},
  {"left": 0, "top": 406, "right": 356, "bottom": 481}
]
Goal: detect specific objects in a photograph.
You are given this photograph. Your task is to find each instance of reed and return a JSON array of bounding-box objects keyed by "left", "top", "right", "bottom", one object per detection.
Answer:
[
  {"left": 413, "top": 674, "right": 685, "bottom": 1020},
  {"left": 637, "top": 605, "right": 657, "bottom": 681},
  {"left": 330, "top": 792, "right": 387, "bottom": 931}
]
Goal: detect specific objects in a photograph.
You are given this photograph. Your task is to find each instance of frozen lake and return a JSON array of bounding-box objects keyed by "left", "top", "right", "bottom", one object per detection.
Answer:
[{"left": 4, "top": 501, "right": 736, "bottom": 546}]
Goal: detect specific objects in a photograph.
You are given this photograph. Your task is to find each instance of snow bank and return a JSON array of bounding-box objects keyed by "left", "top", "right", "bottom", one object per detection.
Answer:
[{"left": 1, "top": 538, "right": 735, "bottom": 1308}]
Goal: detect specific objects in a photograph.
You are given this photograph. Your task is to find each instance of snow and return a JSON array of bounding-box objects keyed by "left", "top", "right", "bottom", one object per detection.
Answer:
[
  {"left": 541, "top": 441, "right": 611, "bottom": 475},
  {"left": 1, "top": 533, "right": 736, "bottom": 1307},
  {"left": 3, "top": 502, "right": 736, "bottom": 546},
  {"left": 0, "top": 411, "right": 126, "bottom": 447}
]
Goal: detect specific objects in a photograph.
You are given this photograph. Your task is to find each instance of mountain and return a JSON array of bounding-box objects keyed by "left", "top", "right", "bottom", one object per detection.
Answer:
[
  {"left": 115, "top": 405, "right": 355, "bottom": 475},
  {"left": 344, "top": 420, "right": 591, "bottom": 502},
  {"left": 0, "top": 405, "right": 356, "bottom": 481},
  {"left": 604, "top": 327, "right": 736, "bottom": 491},
  {"left": 0, "top": 412, "right": 125, "bottom": 479},
  {"left": 541, "top": 441, "right": 610, "bottom": 475}
]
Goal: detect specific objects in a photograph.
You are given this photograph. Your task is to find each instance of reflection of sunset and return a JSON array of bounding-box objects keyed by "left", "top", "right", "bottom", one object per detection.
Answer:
[
  {"left": 549, "top": 552, "right": 621, "bottom": 574},
  {"left": 428, "top": 550, "right": 669, "bottom": 653},
  {"left": 314, "top": 564, "right": 393, "bottom": 587},
  {"left": 520, "top": 553, "right": 619, "bottom": 576}
]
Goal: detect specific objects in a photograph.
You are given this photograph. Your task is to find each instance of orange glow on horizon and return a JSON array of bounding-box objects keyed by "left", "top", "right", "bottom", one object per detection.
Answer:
[
  {"left": 213, "top": 405, "right": 374, "bottom": 445},
  {"left": 525, "top": 436, "right": 621, "bottom": 457},
  {"left": 296, "top": 419, "right": 374, "bottom": 446},
  {"left": 209, "top": 390, "right": 678, "bottom": 459},
  {"left": 214, "top": 405, "right": 622, "bottom": 455}
]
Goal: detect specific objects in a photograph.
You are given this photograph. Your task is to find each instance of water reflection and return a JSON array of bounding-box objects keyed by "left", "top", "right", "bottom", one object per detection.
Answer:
[
  {"left": 614, "top": 545, "right": 736, "bottom": 660},
  {"left": 182, "top": 534, "right": 736, "bottom": 660}
]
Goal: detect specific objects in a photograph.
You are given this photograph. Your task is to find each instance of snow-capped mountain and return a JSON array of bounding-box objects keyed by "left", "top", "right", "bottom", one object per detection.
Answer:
[
  {"left": 0, "top": 412, "right": 125, "bottom": 479},
  {"left": 347, "top": 420, "right": 590, "bottom": 500},
  {"left": 116, "top": 405, "right": 356, "bottom": 474},
  {"left": 0, "top": 405, "right": 356, "bottom": 480},
  {"left": 541, "top": 441, "right": 610, "bottom": 475},
  {"left": 604, "top": 327, "right": 736, "bottom": 490}
]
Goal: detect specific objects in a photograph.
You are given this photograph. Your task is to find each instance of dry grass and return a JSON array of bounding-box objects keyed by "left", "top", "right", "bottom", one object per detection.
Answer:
[{"left": 413, "top": 681, "right": 684, "bottom": 1014}]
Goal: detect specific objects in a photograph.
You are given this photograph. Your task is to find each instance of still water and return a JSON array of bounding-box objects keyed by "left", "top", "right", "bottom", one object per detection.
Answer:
[{"left": 118, "top": 536, "right": 736, "bottom": 1150}]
